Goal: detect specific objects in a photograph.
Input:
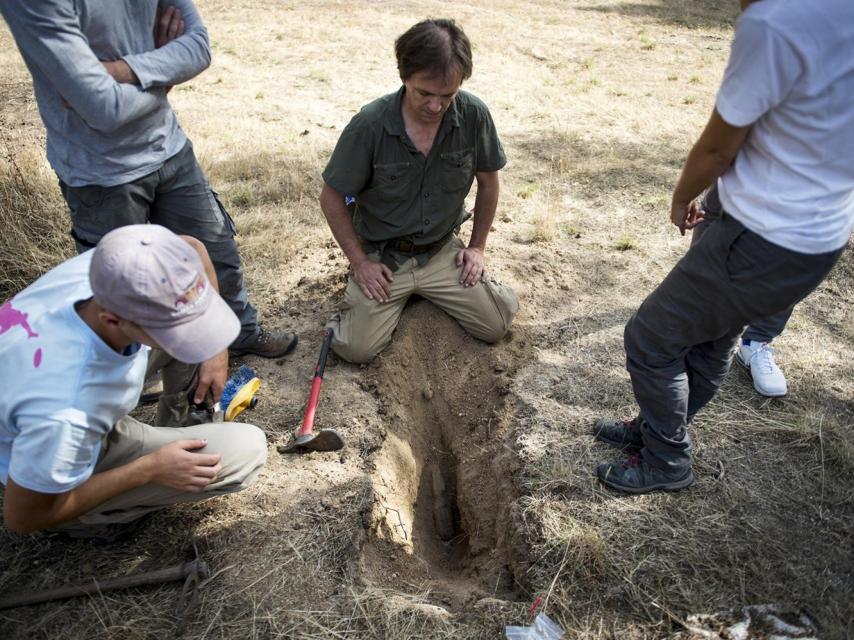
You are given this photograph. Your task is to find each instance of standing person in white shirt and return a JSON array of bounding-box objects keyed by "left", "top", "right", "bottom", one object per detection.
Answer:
[{"left": 593, "top": 0, "right": 854, "bottom": 493}]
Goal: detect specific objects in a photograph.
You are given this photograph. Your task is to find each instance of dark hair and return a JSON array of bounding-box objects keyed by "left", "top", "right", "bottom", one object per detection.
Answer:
[{"left": 394, "top": 19, "right": 473, "bottom": 82}]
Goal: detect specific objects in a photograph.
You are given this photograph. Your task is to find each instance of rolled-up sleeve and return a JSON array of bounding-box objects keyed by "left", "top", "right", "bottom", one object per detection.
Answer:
[
  {"left": 474, "top": 105, "right": 507, "bottom": 173},
  {"left": 322, "top": 113, "right": 375, "bottom": 196}
]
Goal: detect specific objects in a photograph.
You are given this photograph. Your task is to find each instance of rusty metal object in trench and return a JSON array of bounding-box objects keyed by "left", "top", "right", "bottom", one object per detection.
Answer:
[{"left": 431, "top": 465, "right": 455, "bottom": 541}]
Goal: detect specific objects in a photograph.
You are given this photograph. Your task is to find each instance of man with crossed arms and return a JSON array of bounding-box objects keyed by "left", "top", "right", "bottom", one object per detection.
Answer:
[{"left": 0, "top": 0, "right": 297, "bottom": 359}]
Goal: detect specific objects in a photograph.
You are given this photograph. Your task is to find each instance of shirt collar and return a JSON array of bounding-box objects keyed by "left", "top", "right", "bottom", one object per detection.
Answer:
[{"left": 384, "top": 86, "right": 407, "bottom": 136}]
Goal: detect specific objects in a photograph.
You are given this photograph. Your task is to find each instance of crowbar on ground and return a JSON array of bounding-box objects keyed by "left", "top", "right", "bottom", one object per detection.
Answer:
[{"left": 0, "top": 559, "right": 208, "bottom": 610}]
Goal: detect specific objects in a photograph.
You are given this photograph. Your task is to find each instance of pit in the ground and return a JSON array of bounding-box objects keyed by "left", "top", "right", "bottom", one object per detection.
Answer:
[{"left": 355, "top": 301, "right": 521, "bottom": 609}]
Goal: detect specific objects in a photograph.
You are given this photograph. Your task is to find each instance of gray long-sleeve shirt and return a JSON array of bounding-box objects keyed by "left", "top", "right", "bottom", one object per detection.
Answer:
[{"left": 1, "top": 0, "right": 211, "bottom": 187}]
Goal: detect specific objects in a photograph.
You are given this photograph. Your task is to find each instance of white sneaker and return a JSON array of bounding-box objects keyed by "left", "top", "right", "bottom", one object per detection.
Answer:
[{"left": 735, "top": 340, "right": 787, "bottom": 397}]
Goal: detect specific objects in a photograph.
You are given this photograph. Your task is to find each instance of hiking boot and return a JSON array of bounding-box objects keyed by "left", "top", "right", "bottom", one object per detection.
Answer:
[
  {"left": 596, "top": 453, "right": 694, "bottom": 494},
  {"left": 735, "top": 340, "right": 787, "bottom": 397},
  {"left": 593, "top": 417, "right": 644, "bottom": 451},
  {"left": 230, "top": 327, "right": 298, "bottom": 359}
]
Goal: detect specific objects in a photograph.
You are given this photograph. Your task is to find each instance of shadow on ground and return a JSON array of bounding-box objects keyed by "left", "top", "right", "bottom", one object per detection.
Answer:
[
  {"left": 577, "top": 1, "right": 739, "bottom": 30},
  {"left": 505, "top": 126, "right": 683, "bottom": 203}
]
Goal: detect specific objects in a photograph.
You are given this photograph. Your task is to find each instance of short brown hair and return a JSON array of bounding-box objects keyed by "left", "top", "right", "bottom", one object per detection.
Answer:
[{"left": 394, "top": 19, "right": 473, "bottom": 82}]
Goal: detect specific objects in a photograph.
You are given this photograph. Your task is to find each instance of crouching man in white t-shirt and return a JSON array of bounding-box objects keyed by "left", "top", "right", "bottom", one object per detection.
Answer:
[
  {"left": 0, "top": 225, "right": 267, "bottom": 539},
  {"left": 593, "top": 0, "right": 854, "bottom": 493}
]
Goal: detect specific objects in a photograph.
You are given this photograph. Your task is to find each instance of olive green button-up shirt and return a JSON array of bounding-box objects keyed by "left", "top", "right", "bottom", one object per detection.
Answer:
[{"left": 322, "top": 87, "right": 507, "bottom": 246}]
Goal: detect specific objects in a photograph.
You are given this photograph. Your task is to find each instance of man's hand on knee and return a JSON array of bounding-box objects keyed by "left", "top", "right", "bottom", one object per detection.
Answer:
[
  {"left": 352, "top": 259, "right": 394, "bottom": 303},
  {"left": 144, "top": 439, "right": 222, "bottom": 492},
  {"left": 456, "top": 247, "right": 486, "bottom": 287}
]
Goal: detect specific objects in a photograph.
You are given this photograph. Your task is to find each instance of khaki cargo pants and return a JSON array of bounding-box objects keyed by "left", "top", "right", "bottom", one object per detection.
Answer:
[
  {"left": 63, "top": 350, "right": 267, "bottom": 529},
  {"left": 328, "top": 237, "right": 518, "bottom": 363}
]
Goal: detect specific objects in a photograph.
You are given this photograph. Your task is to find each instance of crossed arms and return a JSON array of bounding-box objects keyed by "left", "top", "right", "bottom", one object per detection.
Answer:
[{"left": 0, "top": 0, "right": 210, "bottom": 133}]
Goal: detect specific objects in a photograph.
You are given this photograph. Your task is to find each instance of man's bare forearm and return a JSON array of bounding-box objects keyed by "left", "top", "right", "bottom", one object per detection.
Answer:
[
  {"left": 672, "top": 108, "right": 751, "bottom": 208},
  {"left": 4, "top": 459, "right": 153, "bottom": 533},
  {"left": 469, "top": 172, "right": 500, "bottom": 250},
  {"left": 179, "top": 235, "right": 219, "bottom": 292},
  {"left": 320, "top": 184, "right": 369, "bottom": 266}
]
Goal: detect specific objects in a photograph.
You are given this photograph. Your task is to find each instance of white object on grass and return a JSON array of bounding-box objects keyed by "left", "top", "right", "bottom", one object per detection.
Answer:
[{"left": 505, "top": 612, "right": 565, "bottom": 640}]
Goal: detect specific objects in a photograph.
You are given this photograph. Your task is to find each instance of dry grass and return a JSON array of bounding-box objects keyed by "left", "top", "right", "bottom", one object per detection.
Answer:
[
  {"left": 1, "top": 1, "right": 853, "bottom": 638},
  {"left": 0, "top": 134, "right": 73, "bottom": 301}
]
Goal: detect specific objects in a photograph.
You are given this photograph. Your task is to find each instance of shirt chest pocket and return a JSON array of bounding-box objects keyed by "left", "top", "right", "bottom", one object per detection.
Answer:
[
  {"left": 371, "top": 161, "right": 416, "bottom": 202},
  {"left": 440, "top": 148, "right": 474, "bottom": 192}
]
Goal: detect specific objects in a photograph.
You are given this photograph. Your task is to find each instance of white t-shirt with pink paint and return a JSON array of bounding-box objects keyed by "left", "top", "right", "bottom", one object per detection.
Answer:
[
  {"left": 716, "top": 0, "right": 854, "bottom": 254},
  {"left": 0, "top": 252, "right": 149, "bottom": 493}
]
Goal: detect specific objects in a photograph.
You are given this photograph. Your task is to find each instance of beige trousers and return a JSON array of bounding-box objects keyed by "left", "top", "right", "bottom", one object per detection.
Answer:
[
  {"left": 328, "top": 237, "right": 518, "bottom": 363},
  {"left": 66, "top": 350, "right": 267, "bottom": 527}
]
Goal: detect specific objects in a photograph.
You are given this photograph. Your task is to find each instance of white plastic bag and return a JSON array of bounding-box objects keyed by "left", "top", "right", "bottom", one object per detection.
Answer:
[{"left": 505, "top": 612, "right": 565, "bottom": 640}]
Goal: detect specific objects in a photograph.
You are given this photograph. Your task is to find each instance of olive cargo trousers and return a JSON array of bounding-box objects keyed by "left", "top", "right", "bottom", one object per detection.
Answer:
[{"left": 328, "top": 237, "right": 518, "bottom": 363}]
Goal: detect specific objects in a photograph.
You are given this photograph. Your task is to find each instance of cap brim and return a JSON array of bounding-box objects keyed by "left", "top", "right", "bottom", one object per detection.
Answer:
[{"left": 144, "top": 293, "right": 240, "bottom": 363}]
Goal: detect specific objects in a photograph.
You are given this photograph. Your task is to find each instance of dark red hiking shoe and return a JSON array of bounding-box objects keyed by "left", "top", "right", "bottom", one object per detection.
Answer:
[
  {"left": 593, "top": 416, "right": 644, "bottom": 451},
  {"left": 596, "top": 453, "right": 694, "bottom": 494}
]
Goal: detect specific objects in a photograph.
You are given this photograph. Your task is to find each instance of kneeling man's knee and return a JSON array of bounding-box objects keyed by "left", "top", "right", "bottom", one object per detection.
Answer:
[
  {"left": 470, "top": 317, "right": 509, "bottom": 344},
  {"left": 469, "top": 281, "right": 519, "bottom": 343},
  {"left": 481, "top": 280, "right": 519, "bottom": 343},
  {"left": 331, "top": 336, "right": 388, "bottom": 364},
  {"left": 221, "top": 423, "right": 268, "bottom": 489}
]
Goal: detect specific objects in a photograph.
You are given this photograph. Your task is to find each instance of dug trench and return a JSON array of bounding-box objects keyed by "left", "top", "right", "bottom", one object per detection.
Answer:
[{"left": 350, "top": 300, "right": 531, "bottom": 611}]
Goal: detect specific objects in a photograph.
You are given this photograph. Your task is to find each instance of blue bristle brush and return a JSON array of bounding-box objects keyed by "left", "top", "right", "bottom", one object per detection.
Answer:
[{"left": 220, "top": 365, "right": 258, "bottom": 415}]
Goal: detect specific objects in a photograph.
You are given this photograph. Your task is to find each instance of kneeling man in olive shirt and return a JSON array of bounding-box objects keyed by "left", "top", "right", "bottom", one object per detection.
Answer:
[{"left": 320, "top": 18, "right": 518, "bottom": 363}]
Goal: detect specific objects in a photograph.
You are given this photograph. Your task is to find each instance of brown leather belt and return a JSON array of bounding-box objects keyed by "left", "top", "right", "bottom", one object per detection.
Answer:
[{"left": 368, "top": 231, "right": 454, "bottom": 272}]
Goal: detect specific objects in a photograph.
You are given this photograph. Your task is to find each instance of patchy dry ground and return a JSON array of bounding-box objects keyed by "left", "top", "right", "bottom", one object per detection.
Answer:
[{"left": 1, "top": 1, "right": 852, "bottom": 638}]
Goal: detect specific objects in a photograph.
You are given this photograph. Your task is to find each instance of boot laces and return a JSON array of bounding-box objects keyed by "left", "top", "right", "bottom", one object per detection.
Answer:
[
  {"left": 255, "top": 328, "right": 274, "bottom": 345},
  {"left": 621, "top": 453, "right": 642, "bottom": 469},
  {"left": 751, "top": 342, "right": 778, "bottom": 375}
]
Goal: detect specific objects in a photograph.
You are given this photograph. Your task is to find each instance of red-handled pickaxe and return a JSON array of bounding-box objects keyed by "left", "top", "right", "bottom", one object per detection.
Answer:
[{"left": 278, "top": 328, "right": 344, "bottom": 454}]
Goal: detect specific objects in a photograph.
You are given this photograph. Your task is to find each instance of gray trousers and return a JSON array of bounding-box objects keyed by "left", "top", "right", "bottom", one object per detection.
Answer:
[
  {"left": 59, "top": 141, "right": 258, "bottom": 343},
  {"left": 695, "top": 185, "right": 792, "bottom": 342},
  {"left": 626, "top": 213, "right": 843, "bottom": 469}
]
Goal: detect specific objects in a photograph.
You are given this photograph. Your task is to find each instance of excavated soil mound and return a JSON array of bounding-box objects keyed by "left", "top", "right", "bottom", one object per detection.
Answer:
[{"left": 353, "top": 300, "right": 527, "bottom": 610}]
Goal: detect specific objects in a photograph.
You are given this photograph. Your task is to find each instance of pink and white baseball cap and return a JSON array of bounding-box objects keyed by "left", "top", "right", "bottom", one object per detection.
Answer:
[{"left": 89, "top": 224, "right": 240, "bottom": 363}]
